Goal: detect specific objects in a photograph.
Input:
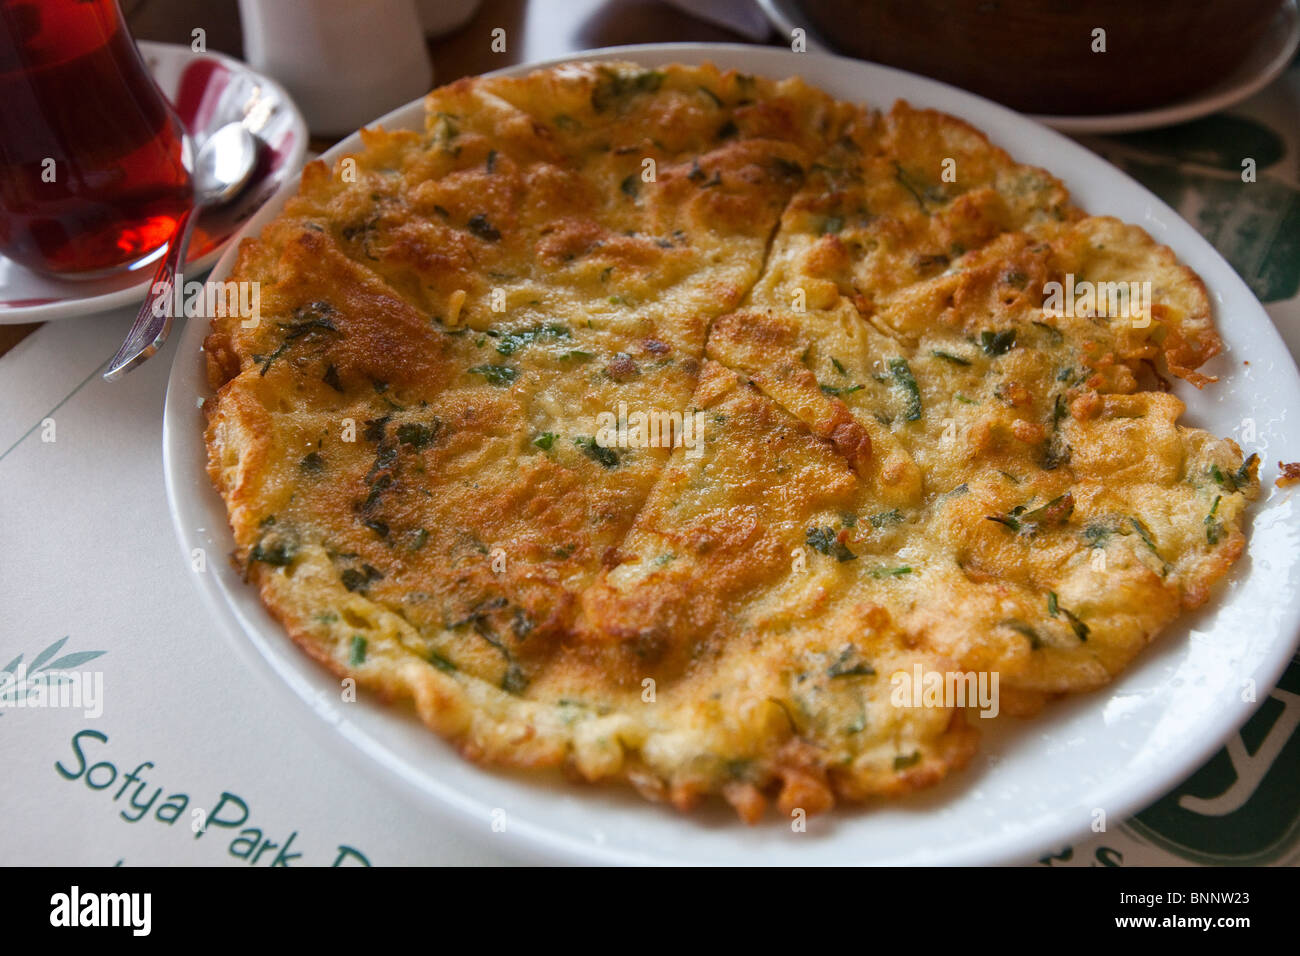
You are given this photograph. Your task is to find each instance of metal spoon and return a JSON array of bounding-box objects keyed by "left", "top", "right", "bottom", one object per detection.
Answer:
[{"left": 103, "top": 123, "right": 257, "bottom": 381}]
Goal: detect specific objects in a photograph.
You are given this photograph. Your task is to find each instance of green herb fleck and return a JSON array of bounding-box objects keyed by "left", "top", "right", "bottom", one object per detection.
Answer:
[
  {"left": 468, "top": 364, "right": 518, "bottom": 387},
  {"left": 591, "top": 67, "right": 665, "bottom": 112},
  {"left": 396, "top": 420, "right": 440, "bottom": 449},
  {"left": 429, "top": 651, "right": 457, "bottom": 673},
  {"left": 574, "top": 436, "right": 619, "bottom": 468},
  {"left": 870, "top": 565, "right": 912, "bottom": 578},
  {"left": 1128, "top": 517, "right": 1159, "bottom": 555},
  {"left": 889, "top": 358, "right": 922, "bottom": 421},
  {"left": 496, "top": 323, "right": 569, "bottom": 356},
  {"left": 868, "top": 509, "right": 904, "bottom": 529},
  {"left": 341, "top": 564, "right": 383, "bottom": 593},
  {"left": 806, "top": 526, "right": 857, "bottom": 562},
  {"left": 249, "top": 537, "right": 295, "bottom": 568},
  {"left": 1002, "top": 619, "right": 1042, "bottom": 649},
  {"left": 987, "top": 493, "right": 1074, "bottom": 536},
  {"left": 893, "top": 162, "right": 928, "bottom": 211},
  {"left": 828, "top": 648, "right": 876, "bottom": 679},
  {"left": 894, "top": 751, "right": 922, "bottom": 770},
  {"left": 349, "top": 635, "right": 367, "bottom": 666},
  {"left": 930, "top": 349, "right": 971, "bottom": 366},
  {"left": 1205, "top": 495, "right": 1224, "bottom": 545},
  {"left": 980, "top": 329, "right": 1017, "bottom": 356}
]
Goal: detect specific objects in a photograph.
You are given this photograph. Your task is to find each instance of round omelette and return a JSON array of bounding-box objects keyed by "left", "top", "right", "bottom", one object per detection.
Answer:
[{"left": 203, "top": 62, "right": 1259, "bottom": 822}]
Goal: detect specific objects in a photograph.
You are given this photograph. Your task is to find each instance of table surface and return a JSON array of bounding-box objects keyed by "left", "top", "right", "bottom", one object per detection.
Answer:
[{"left": 0, "top": 0, "right": 751, "bottom": 358}]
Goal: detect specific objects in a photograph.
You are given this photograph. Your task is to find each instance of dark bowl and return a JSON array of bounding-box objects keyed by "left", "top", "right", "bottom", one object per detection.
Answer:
[{"left": 794, "top": 0, "right": 1283, "bottom": 115}]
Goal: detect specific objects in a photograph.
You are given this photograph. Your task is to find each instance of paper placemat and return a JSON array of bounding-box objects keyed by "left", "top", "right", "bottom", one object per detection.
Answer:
[{"left": 3, "top": 61, "right": 1298, "bottom": 868}]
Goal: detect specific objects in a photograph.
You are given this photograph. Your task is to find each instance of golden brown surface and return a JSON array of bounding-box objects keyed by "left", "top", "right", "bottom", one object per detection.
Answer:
[{"left": 204, "top": 61, "right": 1258, "bottom": 821}]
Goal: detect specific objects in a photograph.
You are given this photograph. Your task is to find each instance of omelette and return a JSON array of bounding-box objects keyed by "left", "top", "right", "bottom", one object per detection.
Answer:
[{"left": 203, "top": 62, "right": 1259, "bottom": 821}]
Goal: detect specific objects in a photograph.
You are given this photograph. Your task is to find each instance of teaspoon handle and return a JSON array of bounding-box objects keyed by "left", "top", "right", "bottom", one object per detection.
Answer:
[{"left": 103, "top": 204, "right": 199, "bottom": 382}]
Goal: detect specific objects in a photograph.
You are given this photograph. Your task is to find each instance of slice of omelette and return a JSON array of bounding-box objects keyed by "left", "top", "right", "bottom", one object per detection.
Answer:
[
  {"left": 204, "top": 63, "right": 1259, "bottom": 821},
  {"left": 576, "top": 360, "right": 978, "bottom": 818}
]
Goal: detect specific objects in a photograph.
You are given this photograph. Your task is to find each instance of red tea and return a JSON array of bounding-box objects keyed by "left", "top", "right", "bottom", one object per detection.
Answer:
[{"left": 0, "top": 0, "right": 192, "bottom": 276}]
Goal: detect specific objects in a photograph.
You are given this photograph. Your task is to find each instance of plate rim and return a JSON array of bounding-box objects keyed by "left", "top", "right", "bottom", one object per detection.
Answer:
[
  {"left": 164, "top": 41, "right": 1300, "bottom": 865},
  {"left": 0, "top": 40, "right": 308, "bottom": 325}
]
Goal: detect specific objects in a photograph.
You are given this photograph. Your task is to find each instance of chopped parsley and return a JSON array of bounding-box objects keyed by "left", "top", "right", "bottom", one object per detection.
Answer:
[
  {"left": 870, "top": 565, "right": 913, "bottom": 578},
  {"left": 349, "top": 636, "right": 367, "bottom": 666},
  {"left": 429, "top": 651, "right": 458, "bottom": 673},
  {"left": 468, "top": 364, "right": 518, "bottom": 387},
  {"left": 1205, "top": 495, "right": 1224, "bottom": 545},
  {"left": 396, "top": 420, "right": 440, "bottom": 449},
  {"left": 930, "top": 349, "right": 971, "bottom": 366},
  {"left": 820, "top": 214, "right": 844, "bottom": 235},
  {"left": 248, "top": 537, "right": 295, "bottom": 568},
  {"left": 1002, "top": 619, "right": 1043, "bottom": 649},
  {"left": 574, "top": 436, "right": 619, "bottom": 468},
  {"left": 894, "top": 751, "right": 922, "bottom": 770},
  {"left": 591, "top": 67, "right": 665, "bottom": 112},
  {"left": 495, "top": 324, "right": 569, "bottom": 356},
  {"left": 828, "top": 648, "right": 876, "bottom": 678},
  {"left": 806, "top": 526, "right": 857, "bottom": 562},
  {"left": 889, "top": 357, "right": 922, "bottom": 421},
  {"left": 1209, "top": 453, "right": 1258, "bottom": 492},
  {"left": 868, "top": 508, "right": 904, "bottom": 529},
  {"left": 980, "top": 329, "right": 1017, "bottom": 356},
  {"left": 341, "top": 564, "right": 384, "bottom": 593},
  {"left": 1047, "top": 591, "right": 1089, "bottom": 641},
  {"left": 987, "top": 493, "right": 1074, "bottom": 536}
]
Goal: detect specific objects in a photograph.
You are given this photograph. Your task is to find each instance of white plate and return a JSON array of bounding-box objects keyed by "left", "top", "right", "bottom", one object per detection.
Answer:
[
  {"left": 164, "top": 43, "right": 1300, "bottom": 865},
  {"left": 755, "top": 0, "right": 1300, "bottom": 135},
  {"left": 0, "top": 41, "right": 307, "bottom": 324}
]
